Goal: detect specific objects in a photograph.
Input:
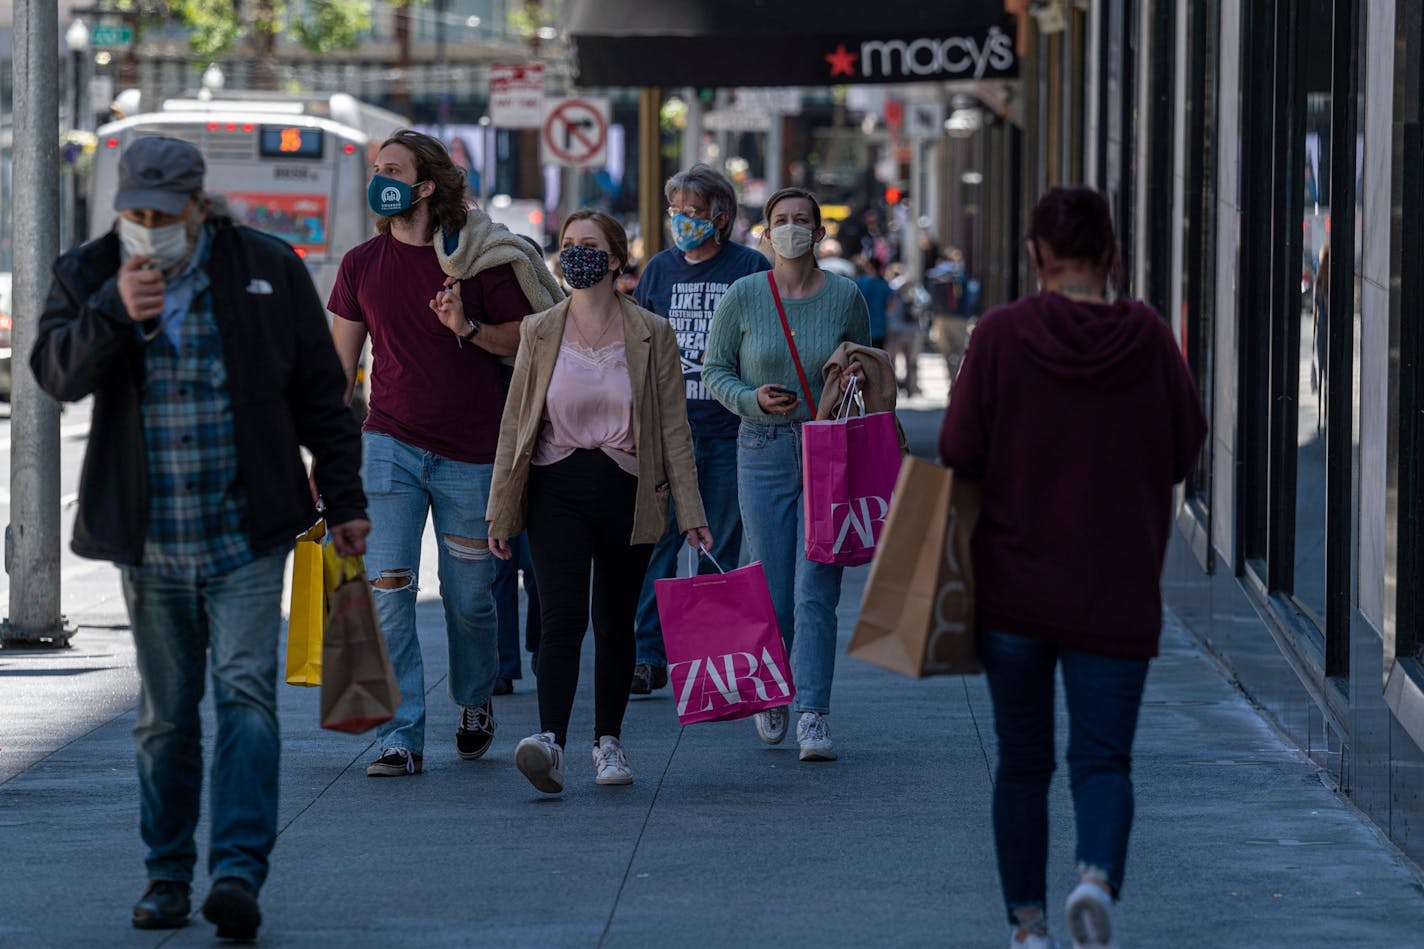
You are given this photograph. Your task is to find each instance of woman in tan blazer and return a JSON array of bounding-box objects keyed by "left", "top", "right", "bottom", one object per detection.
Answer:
[{"left": 487, "top": 209, "right": 711, "bottom": 795}]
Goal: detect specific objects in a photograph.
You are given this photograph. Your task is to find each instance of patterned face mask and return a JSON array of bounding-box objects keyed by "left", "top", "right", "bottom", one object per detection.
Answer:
[
  {"left": 560, "top": 244, "right": 611, "bottom": 290},
  {"left": 671, "top": 213, "right": 717, "bottom": 252}
]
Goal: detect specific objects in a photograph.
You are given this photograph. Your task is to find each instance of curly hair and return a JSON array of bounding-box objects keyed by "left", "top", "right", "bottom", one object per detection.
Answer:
[
  {"left": 375, "top": 129, "right": 468, "bottom": 240},
  {"left": 665, "top": 163, "right": 738, "bottom": 242}
]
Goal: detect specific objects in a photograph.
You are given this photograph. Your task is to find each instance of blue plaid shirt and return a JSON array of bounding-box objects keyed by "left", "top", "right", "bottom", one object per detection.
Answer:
[{"left": 137, "top": 233, "right": 253, "bottom": 579}]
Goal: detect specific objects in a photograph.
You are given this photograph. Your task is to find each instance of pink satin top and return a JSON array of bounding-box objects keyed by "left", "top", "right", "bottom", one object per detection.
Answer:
[{"left": 533, "top": 337, "right": 638, "bottom": 475}]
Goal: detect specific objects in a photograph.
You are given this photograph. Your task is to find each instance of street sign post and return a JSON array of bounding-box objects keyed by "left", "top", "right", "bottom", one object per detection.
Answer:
[
  {"left": 489, "top": 63, "right": 544, "bottom": 129},
  {"left": 906, "top": 102, "right": 946, "bottom": 140},
  {"left": 540, "top": 97, "right": 610, "bottom": 168}
]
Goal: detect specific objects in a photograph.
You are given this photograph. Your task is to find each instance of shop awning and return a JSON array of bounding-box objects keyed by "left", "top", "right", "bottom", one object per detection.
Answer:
[{"left": 567, "top": 1, "right": 1018, "bottom": 88}]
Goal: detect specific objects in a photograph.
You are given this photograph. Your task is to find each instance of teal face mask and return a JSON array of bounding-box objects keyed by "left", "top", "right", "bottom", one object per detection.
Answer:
[{"left": 368, "top": 174, "right": 426, "bottom": 216}]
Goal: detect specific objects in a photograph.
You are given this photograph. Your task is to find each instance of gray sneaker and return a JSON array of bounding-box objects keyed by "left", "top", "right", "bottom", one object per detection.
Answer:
[
  {"left": 754, "top": 706, "right": 790, "bottom": 745},
  {"left": 796, "top": 712, "right": 837, "bottom": 761},
  {"left": 515, "top": 732, "right": 565, "bottom": 794}
]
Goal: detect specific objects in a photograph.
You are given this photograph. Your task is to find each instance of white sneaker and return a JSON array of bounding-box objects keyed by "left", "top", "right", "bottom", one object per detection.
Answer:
[
  {"left": 1010, "top": 928, "right": 1061, "bottom": 948},
  {"left": 592, "top": 735, "right": 633, "bottom": 786},
  {"left": 754, "top": 706, "right": 789, "bottom": 745},
  {"left": 514, "top": 732, "right": 564, "bottom": 794},
  {"left": 796, "top": 712, "right": 837, "bottom": 761},
  {"left": 1065, "top": 881, "right": 1116, "bottom": 949}
]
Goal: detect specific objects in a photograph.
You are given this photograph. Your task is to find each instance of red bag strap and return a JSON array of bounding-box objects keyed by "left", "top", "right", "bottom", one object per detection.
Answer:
[{"left": 767, "top": 271, "right": 816, "bottom": 415}]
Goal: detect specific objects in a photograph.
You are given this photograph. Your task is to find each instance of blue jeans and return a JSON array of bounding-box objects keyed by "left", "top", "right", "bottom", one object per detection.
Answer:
[
  {"left": 979, "top": 628, "right": 1150, "bottom": 923},
  {"left": 736, "top": 421, "right": 844, "bottom": 714},
  {"left": 633, "top": 433, "right": 743, "bottom": 669},
  {"left": 362, "top": 432, "right": 498, "bottom": 756},
  {"left": 120, "top": 549, "right": 289, "bottom": 888},
  {"left": 494, "top": 532, "right": 540, "bottom": 681}
]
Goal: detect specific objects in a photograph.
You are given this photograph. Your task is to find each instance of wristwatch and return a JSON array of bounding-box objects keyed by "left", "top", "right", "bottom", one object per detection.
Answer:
[{"left": 460, "top": 319, "right": 481, "bottom": 341}]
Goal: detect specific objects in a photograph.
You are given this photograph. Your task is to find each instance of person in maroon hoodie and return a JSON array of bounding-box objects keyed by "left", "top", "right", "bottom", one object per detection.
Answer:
[{"left": 940, "top": 187, "right": 1206, "bottom": 949}]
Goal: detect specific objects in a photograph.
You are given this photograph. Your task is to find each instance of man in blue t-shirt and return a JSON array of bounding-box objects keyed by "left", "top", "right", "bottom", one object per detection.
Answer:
[{"left": 629, "top": 163, "right": 772, "bottom": 695}]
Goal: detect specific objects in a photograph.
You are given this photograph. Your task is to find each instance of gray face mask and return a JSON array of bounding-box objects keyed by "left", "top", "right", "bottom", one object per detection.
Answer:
[
  {"left": 117, "top": 217, "right": 194, "bottom": 273},
  {"left": 769, "top": 223, "right": 815, "bottom": 260}
]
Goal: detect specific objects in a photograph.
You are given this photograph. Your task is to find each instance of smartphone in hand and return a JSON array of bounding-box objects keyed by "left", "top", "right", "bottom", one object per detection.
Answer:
[{"left": 767, "top": 384, "right": 798, "bottom": 399}]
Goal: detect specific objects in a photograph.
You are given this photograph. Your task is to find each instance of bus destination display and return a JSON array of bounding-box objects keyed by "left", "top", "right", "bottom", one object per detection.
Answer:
[{"left": 259, "top": 126, "right": 323, "bottom": 159}]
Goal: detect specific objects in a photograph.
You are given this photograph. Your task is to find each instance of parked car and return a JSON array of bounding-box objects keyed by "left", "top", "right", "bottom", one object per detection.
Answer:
[{"left": 0, "top": 272, "right": 12, "bottom": 401}]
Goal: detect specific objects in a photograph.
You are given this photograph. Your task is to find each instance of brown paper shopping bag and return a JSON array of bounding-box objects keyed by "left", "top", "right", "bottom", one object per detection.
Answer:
[
  {"left": 848, "top": 455, "right": 981, "bottom": 677},
  {"left": 320, "top": 556, "right": 401, "bottom": 733}
]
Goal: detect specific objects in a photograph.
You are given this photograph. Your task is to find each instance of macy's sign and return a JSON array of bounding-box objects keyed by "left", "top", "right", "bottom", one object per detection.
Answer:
[{"left": 861, "top": 26, "right": 1015, "bottom": 81}]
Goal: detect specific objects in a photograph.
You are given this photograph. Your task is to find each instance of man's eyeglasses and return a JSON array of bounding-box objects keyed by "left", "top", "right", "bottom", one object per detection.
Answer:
[{"left": 667, "top": 206, "right": 712, "bottom": 219}]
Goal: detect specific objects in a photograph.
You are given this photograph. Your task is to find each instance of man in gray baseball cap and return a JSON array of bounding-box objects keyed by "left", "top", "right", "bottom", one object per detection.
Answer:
[
  {"left": 32, "top": 135, "right": 369, "bottom": 941},
  {"left": 114, "top": 135, "right": 205, "bottom": 216}
]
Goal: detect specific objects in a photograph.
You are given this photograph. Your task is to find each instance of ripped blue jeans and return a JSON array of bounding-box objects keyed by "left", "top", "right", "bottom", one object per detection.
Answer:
[{"left": 361, "top": 432, "right": 498, "bottom": 756}]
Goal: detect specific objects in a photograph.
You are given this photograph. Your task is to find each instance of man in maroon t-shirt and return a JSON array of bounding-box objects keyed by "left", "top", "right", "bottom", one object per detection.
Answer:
[{"left": 328, "top": 130, "right": 534, "bottom": 778}]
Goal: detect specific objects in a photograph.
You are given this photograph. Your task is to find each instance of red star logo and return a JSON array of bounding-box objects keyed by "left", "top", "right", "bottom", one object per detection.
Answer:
[{"left": 825, "top": 43, "right": 859, "bottom": 78}]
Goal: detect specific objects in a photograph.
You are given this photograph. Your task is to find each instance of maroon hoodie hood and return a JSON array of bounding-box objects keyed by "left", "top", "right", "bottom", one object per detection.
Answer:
[{"left": 1012, "top": 292, "right": 1166, "bottom": 388}]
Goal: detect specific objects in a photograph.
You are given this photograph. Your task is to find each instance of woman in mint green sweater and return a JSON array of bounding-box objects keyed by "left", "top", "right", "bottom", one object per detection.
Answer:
[{"left": 703, "top": 187, "right": 871, "bottom": 762}]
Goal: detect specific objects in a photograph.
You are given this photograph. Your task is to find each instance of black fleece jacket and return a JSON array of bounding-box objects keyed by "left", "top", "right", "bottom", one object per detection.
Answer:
[{"left": 31, "top": 217, "right": 365, "bottom": 566}]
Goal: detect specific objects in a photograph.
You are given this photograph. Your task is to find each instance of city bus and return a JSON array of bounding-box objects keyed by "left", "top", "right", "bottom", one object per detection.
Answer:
[{"left": 88, "top": 91, "right": 407, "bottom": 304}]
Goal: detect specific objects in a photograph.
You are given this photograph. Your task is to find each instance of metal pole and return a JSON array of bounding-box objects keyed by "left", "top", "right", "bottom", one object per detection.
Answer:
[
  {"left": 4, "top": 0, "right": 72, "bottom": 647},
  {"left": 435, "top": 0, "right": 451, "bottom": 129},
  {"left": 765, "top": 112, "right": 784, "bottom": 194}
]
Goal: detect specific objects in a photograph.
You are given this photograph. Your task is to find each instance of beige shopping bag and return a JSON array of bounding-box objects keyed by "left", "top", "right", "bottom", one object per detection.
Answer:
[
  {"left": 848, "top": 455, "right": 981, "bottom": 677},
  {"left": 320, "top": 556, "right": 401, "bottom": 733}
]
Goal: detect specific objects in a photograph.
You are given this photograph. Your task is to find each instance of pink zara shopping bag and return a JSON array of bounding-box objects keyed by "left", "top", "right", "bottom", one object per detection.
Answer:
[
  {"left": 802, "top": 391, "right": 903, "bottom": 566},
  {"left": 655, "top": 556, "right": 795, "bottom": 725}
]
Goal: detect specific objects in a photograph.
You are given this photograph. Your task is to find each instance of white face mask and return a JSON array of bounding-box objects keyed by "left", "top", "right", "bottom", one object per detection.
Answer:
[
  {"left": 769, "top": 223, "right": 815, "bottom": 260},
  {"left": 118, "top": 217, "right": 193, "bottom": 273}
]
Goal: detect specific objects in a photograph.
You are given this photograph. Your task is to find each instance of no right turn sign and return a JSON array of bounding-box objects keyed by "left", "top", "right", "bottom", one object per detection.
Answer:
[{"left": 541, "top": 97, "right": 610, "bottom": 168}]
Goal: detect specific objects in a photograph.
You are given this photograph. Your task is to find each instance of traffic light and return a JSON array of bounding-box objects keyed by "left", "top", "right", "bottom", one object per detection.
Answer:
[{"left": 884, "top": 186, "right": 903, "bottom": 205}]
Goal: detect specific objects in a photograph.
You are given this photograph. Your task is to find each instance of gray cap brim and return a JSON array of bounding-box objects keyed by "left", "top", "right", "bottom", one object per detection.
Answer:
[{"left": 114, "top": 188, "right": 192, "bottom": 216}]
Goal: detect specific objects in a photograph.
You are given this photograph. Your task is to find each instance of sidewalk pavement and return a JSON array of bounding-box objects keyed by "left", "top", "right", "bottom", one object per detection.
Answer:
[{"left": 3, "top": 357, "right": 1423, "bottom": 947}]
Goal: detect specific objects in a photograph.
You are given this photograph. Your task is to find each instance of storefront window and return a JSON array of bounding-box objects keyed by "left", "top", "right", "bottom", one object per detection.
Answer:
[
  {"left": 1182, "top": 0, "right": 1219, "bottom": 514},
  {"left": 1293, "top": 82, "right": 1332, "bottom": 626}
]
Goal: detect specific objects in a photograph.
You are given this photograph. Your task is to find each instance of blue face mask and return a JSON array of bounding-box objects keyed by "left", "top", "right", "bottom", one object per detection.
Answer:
[
  {"left": 671, "top": 213, "right": 718, "bottom": 252},
  {"left": 367, "top": 174, "right": 427, "bottom": 217}
]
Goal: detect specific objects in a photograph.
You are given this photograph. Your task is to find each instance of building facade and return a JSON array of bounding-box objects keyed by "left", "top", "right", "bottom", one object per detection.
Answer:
[{"left": 1005, "top": 0, "right": 1424, "bottom": 862}]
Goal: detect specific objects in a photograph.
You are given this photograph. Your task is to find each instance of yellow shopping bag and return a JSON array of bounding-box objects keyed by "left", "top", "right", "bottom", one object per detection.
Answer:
[{"left": 285, "top": 521, "right": 343, "bottom": 686}]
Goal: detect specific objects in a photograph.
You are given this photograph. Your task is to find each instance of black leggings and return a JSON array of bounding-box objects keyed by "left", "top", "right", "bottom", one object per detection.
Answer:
[{"left": 525, "top": 450, "right": 654, "bottom": 748}]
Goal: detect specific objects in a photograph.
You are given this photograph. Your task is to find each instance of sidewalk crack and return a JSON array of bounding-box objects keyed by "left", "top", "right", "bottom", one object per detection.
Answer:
[
  {"left": 963, "top": 677, "right": 994, "bottom": 781},
  {"left": 597, "top": 725, "right": 685, "bottom": 947}
]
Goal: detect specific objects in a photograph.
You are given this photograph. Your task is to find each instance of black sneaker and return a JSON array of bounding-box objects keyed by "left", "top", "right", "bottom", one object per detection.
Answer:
[
  {"left": 456, "top": 699, "right": 496, "bottom": 760},
  {"left": 133, "top": 880, "right": 190, "bottom": 930},
  {"left": 630, "top": 663, "right": 653, "bottom": 696},
  {"left": 492, "top": 677, "right": 514, "bottom": 696},
  {"left": 201, "top": 877, "right": 261, "bottom": 941},
  {"left": 366, "top": 747, "right": 422, "bottom": 777},
  {"left": 649, "top": 665, "right": 668, "bottom": 690}
]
